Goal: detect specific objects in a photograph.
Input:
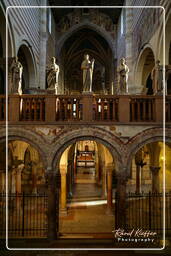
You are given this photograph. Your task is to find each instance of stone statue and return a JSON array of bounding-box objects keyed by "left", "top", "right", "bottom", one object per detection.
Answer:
[
  {"left": 117, "top": 57, "right": 129, "bottom": 94},
  {"left": 47, "top": 57, "right": 60, "bottom": 94},
  {"left": 10, "top": 57, "right": 23, "bottom": 95},
  {"left": 151, "top": 60, "right": 163, "bottom": 95},
  {"left": 81, "top": 54, "right": 95, "bottom": 93}
]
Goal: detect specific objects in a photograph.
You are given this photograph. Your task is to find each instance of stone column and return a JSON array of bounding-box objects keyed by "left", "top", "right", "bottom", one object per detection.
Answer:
[
  {"left": 39, "top": 0, "right": 48, "bottom": 89},
  {"left": 68, "top": 164, "right": 72, "bottom": 198},
  {"left": 125, "top": 2, "right": 134, "bottom": 93},
  {"left": 136, "top": 164, "right": 141, "bottom": 194},
  {"left": 32, "top": 165, "right": 37, "bottom": 194},
  {"left": 101, "top": 161, "right": 107, "bottom": 198},
  {"left": 115, "top": 168, "right": 127, "bottom": 229},
  {"left": 16, "top": 164, "right": 24, "bottom": 194},
  {"left": 45, "top": 168, "right": 58, "bottom": 240},
  {"left": 60, "top": 165, "right": 67, "bottom": 216},
  {"left": 0, "top": 170, "right": 5, "bottom": 193},
  {"left": 106, "top": 164, "right": 113, "bottom": 215},
  {"left": 11, "top": 167, "right": 16, "bottom": 194},
  {"left": 150, "top": 166, "right": 160, "bottom": 193}
]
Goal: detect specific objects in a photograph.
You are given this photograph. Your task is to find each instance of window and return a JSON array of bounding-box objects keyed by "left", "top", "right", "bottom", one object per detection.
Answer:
[
  {"left": 120, "top": 10, "right": 124, "bottom": 35},
  {"left": 47, "top": 8, "right": 52, "bottom": 34}
]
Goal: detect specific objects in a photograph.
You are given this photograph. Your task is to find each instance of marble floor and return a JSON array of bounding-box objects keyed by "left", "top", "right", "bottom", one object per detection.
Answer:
[{"left": 59, "top": 181, "right": 114, "bottom": 236}]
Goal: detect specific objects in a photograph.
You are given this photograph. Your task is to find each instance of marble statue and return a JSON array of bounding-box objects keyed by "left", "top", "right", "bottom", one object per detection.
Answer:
[
  {"left": 10, "top": 57, "right": 23, "bottom": 95},
  {"left": 117, "top": 57, "right": 129, "bottom": 94},
  {"left": 81, "top": 54, "right": 95, "bottom": 93},
  {"left": 151, "top": 60, "right": 163, "bottom": 95},
  {"left": 47, "top": 57, "right": 60, "bottom": 94}
]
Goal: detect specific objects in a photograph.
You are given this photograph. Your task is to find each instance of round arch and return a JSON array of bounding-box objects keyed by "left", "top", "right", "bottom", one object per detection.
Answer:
[
  {"left": 58, "top": 25, "right": 115, "bottom": 93},
  {"left": 125, "top": 127, "right": 171, "bottom": 175},
  {"left": 17, "top": 42, "right": 37, "bottom": 90},
  {"left": 0, "top": 128, "right": 48, "bottom": 169},
  {"left": 50, "top": 127, "right": 123, "bottom": 171},
  {"left": 56, "top": 21, "right": 115, "bottom": 57},
  {"left": 134, "top": 45, "right": 155, "bottom": 94}
]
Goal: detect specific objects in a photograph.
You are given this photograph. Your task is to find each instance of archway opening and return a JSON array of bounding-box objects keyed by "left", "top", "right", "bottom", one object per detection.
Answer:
[
  {"left": 135, "top": 47, "right": 155, "bottom": 94},
  {"left": 0, "top": 140, "right": 46, "bottom": 238},
  {"left": 5, "top": 140, "right": 46, "bottom": 194},
  {"left": 128, "top": 141, "right": 168, "bottom": 193},
  {"left": 58, "top": 139, "right": 117, "bottom": 236},
  {"left": 125, "top": 141, "right": 170, "bottom": 232},
  {"left": 60, "top": 28, "right": 114, "bottom": 95},
  {"left": 17, "top": 44, "right": 36, "bottom": 92}
]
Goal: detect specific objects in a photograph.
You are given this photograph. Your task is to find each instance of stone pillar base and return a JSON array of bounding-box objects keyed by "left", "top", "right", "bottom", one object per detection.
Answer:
[{"left": 105, "top": 207, "right": 113, "bottom": 216}]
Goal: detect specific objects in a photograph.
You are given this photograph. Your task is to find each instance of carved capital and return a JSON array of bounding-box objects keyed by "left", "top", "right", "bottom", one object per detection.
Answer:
[
  {"left": 45, "top": 168, "right": 57, "bottom": 186},
  {"left": 150, "top": 166, "right": 161, "bottom": 174}
]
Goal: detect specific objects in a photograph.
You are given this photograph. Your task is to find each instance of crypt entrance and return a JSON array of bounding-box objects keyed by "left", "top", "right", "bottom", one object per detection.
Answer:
[{"left": 57, "top": 139, "right": 116, "bottom": 237}]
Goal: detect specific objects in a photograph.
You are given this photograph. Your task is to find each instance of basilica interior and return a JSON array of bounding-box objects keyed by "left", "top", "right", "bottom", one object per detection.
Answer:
[{"left": 0, "top": 0, "right": 171, "bottom": 254}]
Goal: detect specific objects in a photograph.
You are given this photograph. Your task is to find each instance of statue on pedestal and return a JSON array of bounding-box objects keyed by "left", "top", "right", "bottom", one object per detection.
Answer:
[
  {"left": 10, "top": 57, "right": 23, "bottom": 95},
  {"left": 81, "top": 54, "right": 95, "bottom": 93},
  {"left": 117, "top": 58, "right": 129, "bottom": 94},
  {"left": 47, "top": 57, "right": 60, "bottom": 94},
  {"left": 151, "top": 60, "right": 163, "bottom": 95}
]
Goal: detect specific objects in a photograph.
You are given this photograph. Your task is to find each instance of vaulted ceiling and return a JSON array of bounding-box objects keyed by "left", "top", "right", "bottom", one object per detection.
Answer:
[{"left": 48, "top": 0, "right": 124, "bottom": 24}]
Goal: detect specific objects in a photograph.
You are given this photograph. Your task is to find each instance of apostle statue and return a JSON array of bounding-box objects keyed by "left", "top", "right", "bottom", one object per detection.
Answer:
[
  {"left": 151, "top": 60, "right": 163, "bottom": 95},
  {"left": 81, "top": 54, "right": 95, "bottom": 93},
  {"left": 117, "top": 57, "right": 129, "bottom": 94},
  {"left": 10, "top": 57, "right": 23, "bottom": 95},
  {"left": 47, "top": 57, "right": 60, "bottom": 94}
]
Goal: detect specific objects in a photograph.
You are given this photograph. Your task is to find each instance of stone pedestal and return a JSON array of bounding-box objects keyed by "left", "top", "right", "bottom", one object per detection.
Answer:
[{"left": 82, "top": 93, "right": 93, "bottom": 121}]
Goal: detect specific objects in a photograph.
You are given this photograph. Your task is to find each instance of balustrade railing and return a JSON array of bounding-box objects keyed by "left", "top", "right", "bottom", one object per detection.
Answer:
[
  {"left": 20, "top": 95, "right": 45, "bottom": 121},
  {"left": 0, "top": 94, "right": 166, "bottom": 124},
  {"left": 56, "top": 96, "right": 82, "bottom": 121},
  {"left": 93, "top": 96, "right": 119, "bottom": 121},
  {"left": 130, "top": 97, "right": 155, "bottom": 122}
]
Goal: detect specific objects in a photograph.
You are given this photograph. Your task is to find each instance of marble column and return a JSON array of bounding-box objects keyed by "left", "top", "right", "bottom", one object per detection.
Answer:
[
  {"left": 101, "top": 161, "right": 107, "bottom": 198},
  {"left": 150, "top": 166, "right": 160, "bottom": 193},
  {"left": 46, "top": 168, "right": 58, "bottom": 240},
  {"left": 60, "top": 165, "right": 67, "bottom": 216},
  {"left": 136, "top": 164, "right": 141, "bottom": 193},
  {"left": 106, "top": 165, "right": 113, "bottom": 215}
]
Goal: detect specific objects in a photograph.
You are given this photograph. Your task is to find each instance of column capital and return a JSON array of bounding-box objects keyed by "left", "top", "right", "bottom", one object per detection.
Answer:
[
  {"left": 150, "top": 166, "right": 161, "bottom": 174},
  {"left": 45, "top": 168, "right": 57, "bottom": 186}
]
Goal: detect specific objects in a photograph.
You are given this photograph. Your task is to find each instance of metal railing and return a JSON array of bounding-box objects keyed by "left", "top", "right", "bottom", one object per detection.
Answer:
[
  {"left": 115, "top": 192, "right": 171, "bottom": 235},
  {"left": 0, "top": 193, "right": 47, "bottom": 238}
]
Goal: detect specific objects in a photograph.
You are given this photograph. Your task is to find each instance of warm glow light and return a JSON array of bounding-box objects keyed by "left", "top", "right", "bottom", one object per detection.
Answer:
[{"left": 160, "top": 156, "right": 165, "bottom": 161}]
